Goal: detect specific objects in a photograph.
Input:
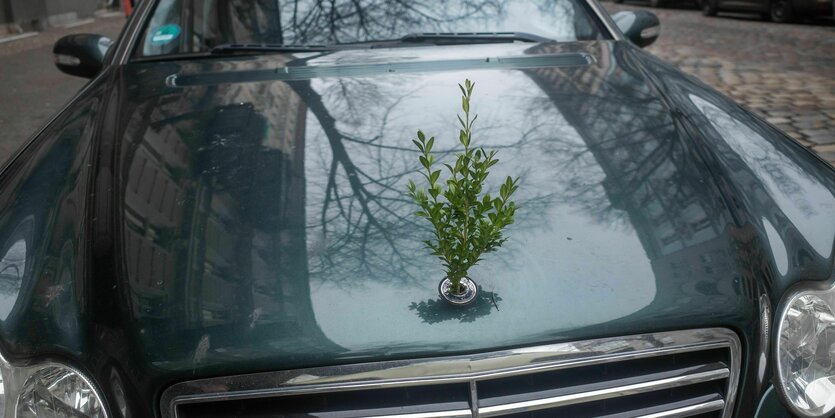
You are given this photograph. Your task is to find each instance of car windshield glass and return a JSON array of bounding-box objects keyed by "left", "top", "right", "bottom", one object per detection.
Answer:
[{"left": 136, "top": 0, "right": 608, "bottom": 58}]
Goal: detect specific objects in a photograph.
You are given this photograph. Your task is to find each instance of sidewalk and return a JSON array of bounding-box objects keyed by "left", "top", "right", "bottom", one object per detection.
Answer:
[
  {"left": 0, "top": 11, "right": 125, "bottom": 58},
  {"left": 0, "top": 14, "right": 125, "bottom": 163}
]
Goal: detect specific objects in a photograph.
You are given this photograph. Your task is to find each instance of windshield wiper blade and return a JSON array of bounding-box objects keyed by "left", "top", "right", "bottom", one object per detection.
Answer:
[
  {"left": 399, "top": 32, "right": 553, "bottom": 45},
  {"left": 210, "top": 43, "right": 334, "bottom": 54}
]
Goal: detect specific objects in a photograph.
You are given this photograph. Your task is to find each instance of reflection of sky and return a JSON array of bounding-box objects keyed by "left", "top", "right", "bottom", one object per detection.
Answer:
[
  {"left": 762, "top": 217, "right": 788, "bottom": 276},
  {"left": 0, "top": 239, "right": 26, "bottom": 321},
  {"left": 482, "top": 1, "right": 577, "bottom": 41},
  {"left": 305, "top": 69, "right": 655, "bottom": 350},
  {"left": 690, "top": 95, "right": 835, "bottom": 258}
]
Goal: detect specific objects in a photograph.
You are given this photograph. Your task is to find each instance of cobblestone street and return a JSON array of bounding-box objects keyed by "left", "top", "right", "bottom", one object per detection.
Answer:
[{"left": 605, "top": 2, "right": 835, "bottom": 164}]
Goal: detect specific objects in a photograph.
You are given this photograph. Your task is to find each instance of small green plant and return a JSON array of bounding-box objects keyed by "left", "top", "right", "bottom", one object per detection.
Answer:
[{"left": 407, "top": 79, "right": 519, "bottom": 296}]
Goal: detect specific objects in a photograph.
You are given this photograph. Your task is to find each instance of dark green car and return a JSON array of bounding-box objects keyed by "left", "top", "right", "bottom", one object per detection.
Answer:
[{"left": 0, "top": 0, "right": 833, "bottom": 417}]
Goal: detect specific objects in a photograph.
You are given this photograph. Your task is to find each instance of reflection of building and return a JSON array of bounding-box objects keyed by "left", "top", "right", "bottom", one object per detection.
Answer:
[
  {"left": 124, "top": 124, "right": 188, "bottom": 316},
  {"left": 525, "top": 42, "right": 756, "bottom": 309},
  {"left": 121, "top": 65, "right": 339, "bottom": 357}
]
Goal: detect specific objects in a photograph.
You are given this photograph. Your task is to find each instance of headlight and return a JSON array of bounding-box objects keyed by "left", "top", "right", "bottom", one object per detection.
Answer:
[
  {"left": 0, "top": 351, "right": 109, "bottom": 417},
  {"left": 775, "top": 282, "right": 835, "bottom": 418}
]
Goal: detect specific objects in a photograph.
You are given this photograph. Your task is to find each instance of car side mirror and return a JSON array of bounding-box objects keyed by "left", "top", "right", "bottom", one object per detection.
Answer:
[
  {"left": 53, "top": 34, "right": 113, "bottom": 78},
  {"left": 611, "top": 11, "right": 661, "bottom": 48}
]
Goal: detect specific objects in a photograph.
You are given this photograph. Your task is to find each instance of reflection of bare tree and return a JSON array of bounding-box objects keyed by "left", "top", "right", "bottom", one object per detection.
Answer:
[
  {"left": 210, "top": 0, "right": 504, "bottom": 47},
  {"left": 155, "top": 0, "right": 611, "bottom": 292},
  {"left": 193, "top": 0, "right": 602, "bottom": 50},
  {"left": 0, "top": 242, "right": 25, "bottom": 296},
  {"left": 294, "top": 76, "right": 569, "bottom": 287},
  {"left": 0, "top": 218, "right": 32, "bottom": 320},
  {"left": 519, "top": 43, "right": 761, "bottom": 315},
  {"left": 278, "top": 0, "right": 502, "bottom": 45},
  {"left": 293, "top": 80, "right": 426, "bottom": 285},
  {"left": 522, "top": 42, "right": 726, "bottom": 258},
  {"left": 284, "top": 41, "right": 712, "bottom": 290},
  {"left": 143, "top": 0, "right": 611, "bottom": 289},
  {"left": 264, "top": 2, "right": 506, "bottom": 286}
]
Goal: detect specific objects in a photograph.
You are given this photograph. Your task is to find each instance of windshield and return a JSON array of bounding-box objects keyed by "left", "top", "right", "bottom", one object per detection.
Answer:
[{"left": 136, "top": 0, "right": 608, "bottom": 58}]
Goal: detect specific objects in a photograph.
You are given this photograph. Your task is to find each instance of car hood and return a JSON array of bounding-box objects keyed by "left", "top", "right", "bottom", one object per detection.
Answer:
[{"left": 109, "top": 41, "right": 826, "bottom": 381}]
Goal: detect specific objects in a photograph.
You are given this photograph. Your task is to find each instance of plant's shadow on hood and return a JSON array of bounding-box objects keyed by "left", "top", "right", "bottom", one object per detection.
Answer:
[{"left": 409, "top": 290, "right": 502, "bottom": 324}]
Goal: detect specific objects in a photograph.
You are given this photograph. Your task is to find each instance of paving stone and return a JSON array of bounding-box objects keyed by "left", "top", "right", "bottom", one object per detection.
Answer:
[
  {"left": 807, "top": 132, "right": 835, "bottom": 145},
  {"left": 796, "top": 121, "right": 829, "bottom": 130},
  {"left": 794, "top": 138, "right": 814, "bottom": 147},
  {"left": 793, "top": 115, "right": 830, "bottom": 123}
]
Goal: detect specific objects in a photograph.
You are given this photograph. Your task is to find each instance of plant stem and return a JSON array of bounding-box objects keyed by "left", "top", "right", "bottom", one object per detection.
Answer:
[{"left": 457, "top": 87, "right": 472, "bottom": 295}]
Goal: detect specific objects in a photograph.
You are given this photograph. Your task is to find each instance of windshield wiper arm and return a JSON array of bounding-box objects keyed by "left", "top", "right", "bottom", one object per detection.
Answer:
[
  {"left": 399, "top": 32, "right": 553, "bottom": 45},
  {"left": 209, "top": 33, "right": 552, "bottom": 54},
  {"left": 210, "top": 43, "right": 334, "bottom": 54}
]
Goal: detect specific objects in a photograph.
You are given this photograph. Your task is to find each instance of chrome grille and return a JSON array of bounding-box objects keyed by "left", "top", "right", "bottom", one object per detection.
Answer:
[{"left": 161, "top": 328, "right": 740, "bottom": 418}]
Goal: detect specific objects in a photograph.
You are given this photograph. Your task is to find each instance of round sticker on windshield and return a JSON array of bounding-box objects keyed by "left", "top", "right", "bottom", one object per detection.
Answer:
[{"left": 150, "top": 24, "right": 181, "bottom": 46}]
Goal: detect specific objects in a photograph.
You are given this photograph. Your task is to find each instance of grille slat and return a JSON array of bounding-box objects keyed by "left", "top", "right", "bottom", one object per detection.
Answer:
[
  {"left": 635, "top": 399, "right": 725, "bottom": 418},
  {"left": 477, "top": 367, "right": 729, "bottom": 417},
  {"left": 162, "top": 328, "right": 741, "bottom": 418},
  {"left": 595, "top": 394, "right": 724, "bottom": 418},
  {"left": 364, "top": 411, "right": 473, "bottom": 418}
]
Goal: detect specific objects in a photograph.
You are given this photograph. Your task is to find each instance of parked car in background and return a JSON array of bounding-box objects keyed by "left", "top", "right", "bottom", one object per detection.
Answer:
[
  {"left": 701, "top": 0, "right": 835, "bottom": 22},
  {"left": 0, "top": 0, "right": 832, "bottom": 416},
  {"left": 613, "top": 0, "right": 696, "bottom": 9}
]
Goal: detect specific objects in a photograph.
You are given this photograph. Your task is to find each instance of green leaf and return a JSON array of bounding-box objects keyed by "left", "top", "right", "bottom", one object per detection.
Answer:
[
  {"left": 419, "top": 155, "right": 430, "bottom": 169},
  {"left": 430, "top": 170, "right": 441, "bottom": 184},
  {"left": 460, "top": 131, "right": 470, "bottom": 148},
  {"left": 417, "top": 130, "right": 425, "bottom": 141}
]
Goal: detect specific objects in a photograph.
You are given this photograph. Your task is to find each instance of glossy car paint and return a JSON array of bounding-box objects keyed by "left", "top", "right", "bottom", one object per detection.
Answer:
[{"left": 0, "top": 3, "right": 832, "bottom": 417}]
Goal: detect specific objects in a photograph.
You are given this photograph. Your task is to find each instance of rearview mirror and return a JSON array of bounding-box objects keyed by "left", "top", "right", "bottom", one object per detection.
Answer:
[
  {"left": 611, "top": 11, "right": 661, "bottom": 48},
  {"left": 53, "top": 34, "right": 113, "bottom": 78}
]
